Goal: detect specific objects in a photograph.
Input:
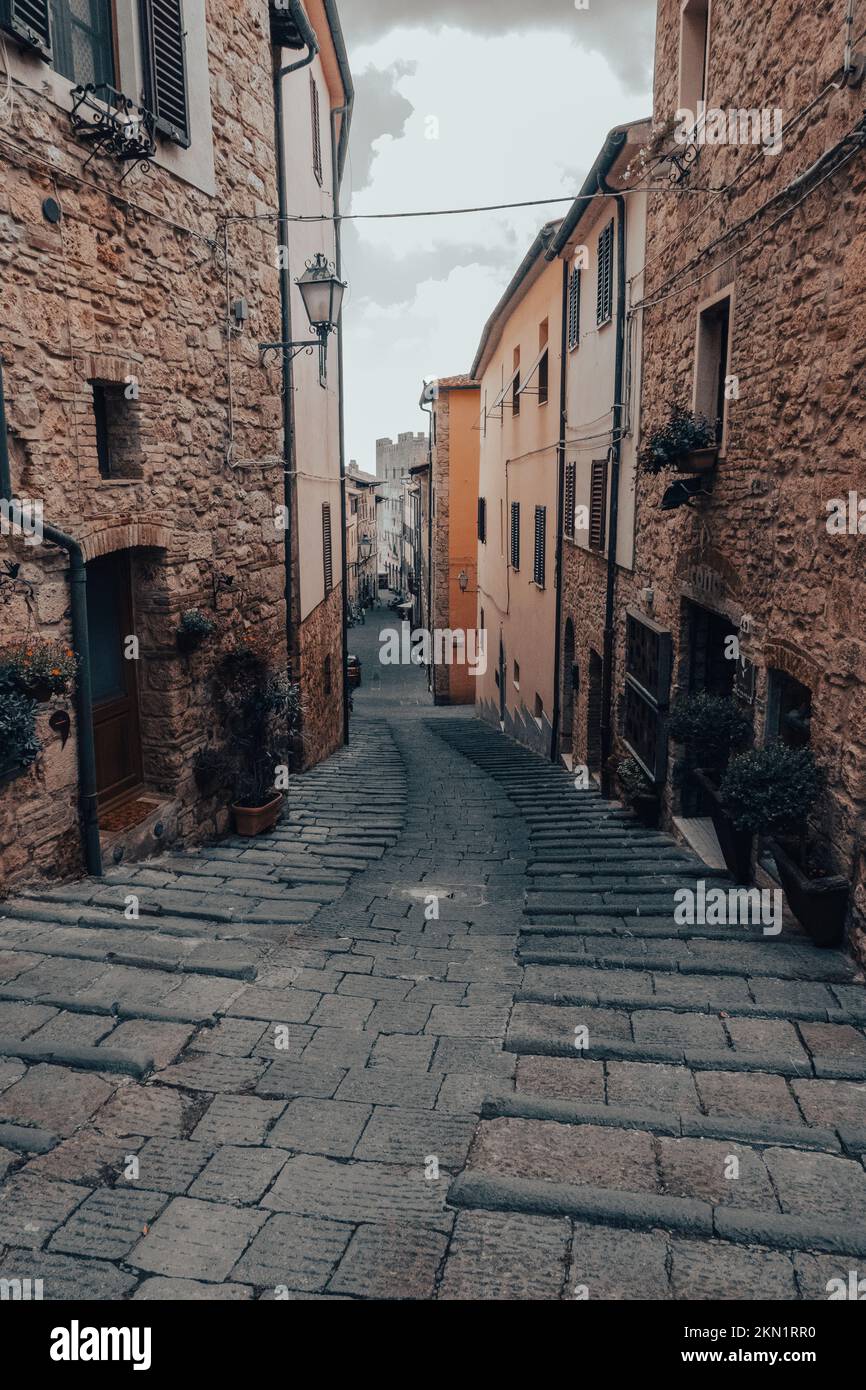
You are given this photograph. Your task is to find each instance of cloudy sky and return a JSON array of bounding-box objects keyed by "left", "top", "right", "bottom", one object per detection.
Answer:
[{"left": 337, "top": 0, "right": 656, "bottom": 471}]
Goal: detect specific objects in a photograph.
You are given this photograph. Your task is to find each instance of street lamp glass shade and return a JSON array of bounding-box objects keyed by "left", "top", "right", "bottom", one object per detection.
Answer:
[{"left": 297, "top": 255, "right": 346, "bottom": 331}]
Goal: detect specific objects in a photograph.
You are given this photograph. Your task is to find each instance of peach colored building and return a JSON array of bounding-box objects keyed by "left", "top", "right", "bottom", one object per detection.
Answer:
[{"left": 473, "top": 226, "right": 564, "bottom": 754}]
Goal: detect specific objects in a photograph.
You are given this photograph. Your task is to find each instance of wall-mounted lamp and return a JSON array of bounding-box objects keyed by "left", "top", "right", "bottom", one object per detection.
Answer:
[
  {"left": 259, "top": 253, "right": 347, "bottom": 388},
  {"left": 457, "top": 569, "right": 469, "bottom": 593}
]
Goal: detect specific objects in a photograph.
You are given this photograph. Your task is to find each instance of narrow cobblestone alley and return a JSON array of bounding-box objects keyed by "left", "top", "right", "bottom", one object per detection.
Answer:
[{"left": 0, "top": 605, "right": 865, "bottom": 1300}]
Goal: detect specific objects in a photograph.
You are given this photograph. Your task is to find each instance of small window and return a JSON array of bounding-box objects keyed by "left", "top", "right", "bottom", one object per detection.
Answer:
[
  {"left": 567, "top": 267, "right": 581, "bottom": 351},
  {"left": 322, "top": 502, "right": 333, "bottom": 593},
  {"left": 679, "top": 0, "right": 710, "bottom": 117},
  {"left": 533, "top": 506, "right": 546, "bottom": 587},
  {"left": 534, "top": 692, "right": 544, "bottom": 721},
  {"left": 91, "top": 380, "right": 141, "bottom": 480},
  {"left": 311, "top": 73, "right": 323, "bottom": 185},
  {"left": 695, "top": 291, "right": 732, "bottom": 448},
  {"left": 512, "top": 347, "right": 521, "bottom": 417},
  {"left": 477, "top": 496, "right": 487, "bottom": 543},
  {"left": 589, "top": 459, "right": 608, "bottom": 551},
  {"left": 563, "top": 461, "right": 576, "bottom": 538},
  {"left": 597, "top": 221, "right": 614, "bottom": 327},
  {"left": 510, "top": 501, "right": 520, "bottom": 571},
  {"left": 350, "top": 495, "right": 359, "bottom": 515},
  {"left": 513, "top": 660, "right": 520, "bottom": 689},
  {"left": 48, "top": 0, "right": 115, "bottom": 86}
]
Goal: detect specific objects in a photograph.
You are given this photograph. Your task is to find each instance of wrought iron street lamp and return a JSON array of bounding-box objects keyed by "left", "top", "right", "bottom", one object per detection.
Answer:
[{"left": 259, "top": 252, "right": 347, "bottom": 387}]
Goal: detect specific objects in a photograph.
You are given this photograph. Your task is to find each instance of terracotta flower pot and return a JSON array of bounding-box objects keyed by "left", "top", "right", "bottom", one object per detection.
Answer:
[
  {"left": 768, "top": 838, "right": 849, "bottom": 948},
  {"left": 232, "top": 794, "right": 282, "bottom": 837},
  {"left": 673, "top": 447, "right": 718, "bottom": 475}
]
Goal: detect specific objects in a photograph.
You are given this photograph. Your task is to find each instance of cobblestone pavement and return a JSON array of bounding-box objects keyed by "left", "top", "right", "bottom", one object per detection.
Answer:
[{"left": 1, "top": 605, "right": 865, "bottom": 1299}]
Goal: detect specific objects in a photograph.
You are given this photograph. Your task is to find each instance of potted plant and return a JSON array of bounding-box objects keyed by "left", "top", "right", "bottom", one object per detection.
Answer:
[
  {"left": 0, "top": 666, "right": 40, "bottom": 783},
  {"left": 192, "top": 745, "right": 232, "bottom": 797},
  {"left": 719, "top": 744, "right": 846, "bottom": 946},
  {"left": 177, "top": 608, "right": 216, "bottom": 655},
  {"left": 639, "top": 403, "right": 719, "bottom": 475},
  {"left": 668, "top": 692, "right": 754, "bottom": 881},
  {"left": 214, "top": 644, "right": 301, "bottom": 836},
  {"left": 615, "top": 756, "right": 661, "bottom": 828},
  {"left": 3, "top": 638, "right": 77, "bottom": 701}
]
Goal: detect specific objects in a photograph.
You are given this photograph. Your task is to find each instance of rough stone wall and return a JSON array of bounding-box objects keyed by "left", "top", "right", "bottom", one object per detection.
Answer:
[
  {"left": 297, "top": 585, "right": 344, "bottom": 770},
  {"left": 0, "top": 2, "right": 288, "bottom": 888},
  {"left": 612, "top": 0, "right": 866, "bottom": 955}
]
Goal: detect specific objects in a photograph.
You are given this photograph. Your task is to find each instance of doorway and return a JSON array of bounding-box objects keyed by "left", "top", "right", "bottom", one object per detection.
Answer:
[
  {"left": 561, "top": 619, "right": 576, "bottom": 756},
  {"left": 86, "top": 550, "right": 143, "bottom": 807},
  {"left": 498, "top": 637, "right": 506, "bottom": 723},
  {"left": 587, "top": 648, "right": 602, "bottom": 772}
]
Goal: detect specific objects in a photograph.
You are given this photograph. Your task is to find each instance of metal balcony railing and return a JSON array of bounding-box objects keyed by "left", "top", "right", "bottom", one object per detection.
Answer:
[{"left": 69, "top": 83, "right": 157, "bottom": 169}]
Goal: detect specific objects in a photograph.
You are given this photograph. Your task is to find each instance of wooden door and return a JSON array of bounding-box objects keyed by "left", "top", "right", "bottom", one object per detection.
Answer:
[{"left": 86, "top": 551, "right": 143, "bottom": 807}]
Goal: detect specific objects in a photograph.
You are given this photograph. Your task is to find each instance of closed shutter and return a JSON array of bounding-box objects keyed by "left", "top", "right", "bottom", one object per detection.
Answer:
[
  {"left": 477, "top": 496, "right": 487, "bottom": 543},
  {"left": 311, "top": 72, "right": 323, "bottom": 184},
  {"left": 596, "top": 220, "right": 614, "bottom": 326},
  {"left": 510, "top": 501, "right": 520, "bottom": 570},
  {"left": 1, "top": 0, "right": 51, "bottom": 55},
  {"left": 563, "top": 461, "right": 576, "bottom": 538},
  {"left": 322, "top": 502, "right": 333, "bottom": 593},
  {"left": 589, "top": 459, "right": 608, "bottom": 551},
  {"left": 567, "top": 267, "right": 580, "bottom": 350},
  {"left": 140, "top": 0, "right": 190, "bottom": 147},
  {"left": 533, "top": 505, "right": 546, "bottom": 587}
]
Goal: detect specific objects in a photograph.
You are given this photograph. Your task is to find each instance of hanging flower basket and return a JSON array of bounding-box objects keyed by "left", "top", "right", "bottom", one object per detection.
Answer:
[
  {"left": 639, "top": 404, "right": 719, "bottom": 475},
  {"left": 3, "top": 639, "right": 78, "bottom": 701}
]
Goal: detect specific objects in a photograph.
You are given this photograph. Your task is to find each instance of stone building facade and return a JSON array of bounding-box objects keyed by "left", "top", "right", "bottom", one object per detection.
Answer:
[
  {"left": 375, "top": 430, "right": 427, "bottom": 591},
  {"left": 562, "top": 0, "right": 866, "bottom": 955},
  {"left": 0, "top": 0, "right": 351, "bottom": 888},
  {"left": 426, "top": 376, "right": 481, "bottom": 705}
]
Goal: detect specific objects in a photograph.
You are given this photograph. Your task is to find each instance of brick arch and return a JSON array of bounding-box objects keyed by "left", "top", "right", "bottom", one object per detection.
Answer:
[
  {"left": 761, "top": 639, "right": 821, "bottom": 691},
  {"left": 79, "top": 519, "right": 173, "bottom": 562}
]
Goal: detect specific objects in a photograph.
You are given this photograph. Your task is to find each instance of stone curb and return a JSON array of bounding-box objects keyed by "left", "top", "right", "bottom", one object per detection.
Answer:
[
  {"left": 480, "top": 1092, "right": 842, "bottom": 1153},
  {"left": 0, "top": 988, "right": 213, "bottom": 1027},
  {"left": 0, "top": 1037, "right": 154, "bottom": 1077},
  {"left": 514, "top": 986, "right": 861, "bottom": 1027},
  {"left": 519, "top": 947, "right": 855, "bottom": 985},
  {"left": 0, "top": 1122, "right": 58, "bottom": 1154},
  {"left": 503, "top": 1031, "right": 855, "bottom": 1078}
]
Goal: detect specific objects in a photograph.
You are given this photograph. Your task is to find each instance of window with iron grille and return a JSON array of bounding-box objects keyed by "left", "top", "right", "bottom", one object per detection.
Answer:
[
  {"left": 477, "top": 496, "right": 487, "bottom": 543},
  {"left": 311, "top": 72, "right": 323, "bottom": 185},
  {"left": 567, "top": 267, "right": 581, "bottom": 350},
  {"left": 139, "top": 0, "right": 190, "bottom": 146},
  {"left": 589, "top": 459, "right": 607, "bottom": 551},
  {"left": 510, "top": 501, "right": 520, "bottom": 570},
  {"left": 48, "top": 0, "right": 113, "bottom": 86},
  {"left": 533, "top": 506, "right": 546, "bottom": 587},
  {"left": 596, "top": 220, "right": 614, "bottom": 327},
  {"left": 322, "top": 502, "right": 333, "bottom": 594},
  {"left": 563, "top": 461, "right": 576, "bottom": 538}
]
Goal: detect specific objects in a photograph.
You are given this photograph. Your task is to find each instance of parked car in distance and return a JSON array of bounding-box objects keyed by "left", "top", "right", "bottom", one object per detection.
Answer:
[{"left": 347, "top": 654, "right": 362, "bottom": 688}]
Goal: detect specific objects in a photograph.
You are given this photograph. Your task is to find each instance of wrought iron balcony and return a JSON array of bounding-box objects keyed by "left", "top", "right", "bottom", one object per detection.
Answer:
[{"left": 69, "top": 84, "right": 157, "bottom": 169}]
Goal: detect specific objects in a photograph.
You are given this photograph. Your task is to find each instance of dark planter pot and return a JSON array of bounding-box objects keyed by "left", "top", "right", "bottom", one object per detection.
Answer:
[
  {"left": 232, "top": 794, "right": 282, "bottom": 837},
  {"left": 768, "top": 838, "right": 849, "bottom": 948},
  {"left": 17, "top": 677, "right": 55, "bottom": 703},
  {"left": 176, "top": 630, "right": 206, "bottom": 655},
  {"left": 673, "top": 447, "right": 718, "bottom": 475},
  {"left": 630, "top": 792, "right": 661, "bottom": 829},
  {"left": 694, "top": 767, "right": 753, "bottom": 884}
]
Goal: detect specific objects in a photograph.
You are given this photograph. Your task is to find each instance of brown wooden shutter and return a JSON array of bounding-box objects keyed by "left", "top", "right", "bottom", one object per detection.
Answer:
[
  {"left": 322, "top": 502, "right": 333, "bottom": 593},
  {"left": 533, "top": 505, "right": 546, "bottom": 587},
  {"left": 596, "top": 220, "right": 614, "bottom": 326},
  {"left": 567, "top": 267, "right": 580, "bottom": 350},
  {"left": 140, "top": 0, "right": 190, "bottom": 146},
  {"left": 311, "top": 72, "right": 323, "bottom": 184},
  {"left": 510, "top": 501, "right": 520, "bottom": 570},
  {"left": 477, "top": 496, "right": 486, "bottom": 543},
  {"left": 1, "top": 0, "right": 51, "bottom": 56},
  {"left": 563, "top": 461, "right": 576, "bottom": 538},
  {"left": 589, "top": 459, "right": 608, "bottom": 551}
]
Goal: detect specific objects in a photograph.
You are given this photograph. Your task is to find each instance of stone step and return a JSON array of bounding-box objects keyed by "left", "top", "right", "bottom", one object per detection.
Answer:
[
  {"left": 0, "top": 1035, "right": 153, "bottom": 1077},
  {"left": 519, "top": 943, "right": 857, "bottom": 984}
]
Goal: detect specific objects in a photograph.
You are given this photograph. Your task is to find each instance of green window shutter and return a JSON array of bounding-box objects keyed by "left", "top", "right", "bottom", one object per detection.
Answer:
[
  {"left": 140, "top": 0, "right": 190, "bottom": 147},
  {"left": 1, "top": 0, "right": 52, "bottom": 57}
]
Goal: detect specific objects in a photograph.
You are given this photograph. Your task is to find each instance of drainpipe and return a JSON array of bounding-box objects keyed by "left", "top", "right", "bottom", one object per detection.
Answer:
[
  {"left": 0, "top": 358, "right": 102, "bottom": 875},
  {"left": 598, "top": 173, "right": 627, "bottom": 798},
  {"left": 332, "top": 101, "right": 350, "bottom": 747},
  {"left": 550, "top": 257, "right": 569, "bottom": 763},
  {"left": 273, "top": 3, "right": 319, "bottom": 733}
]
